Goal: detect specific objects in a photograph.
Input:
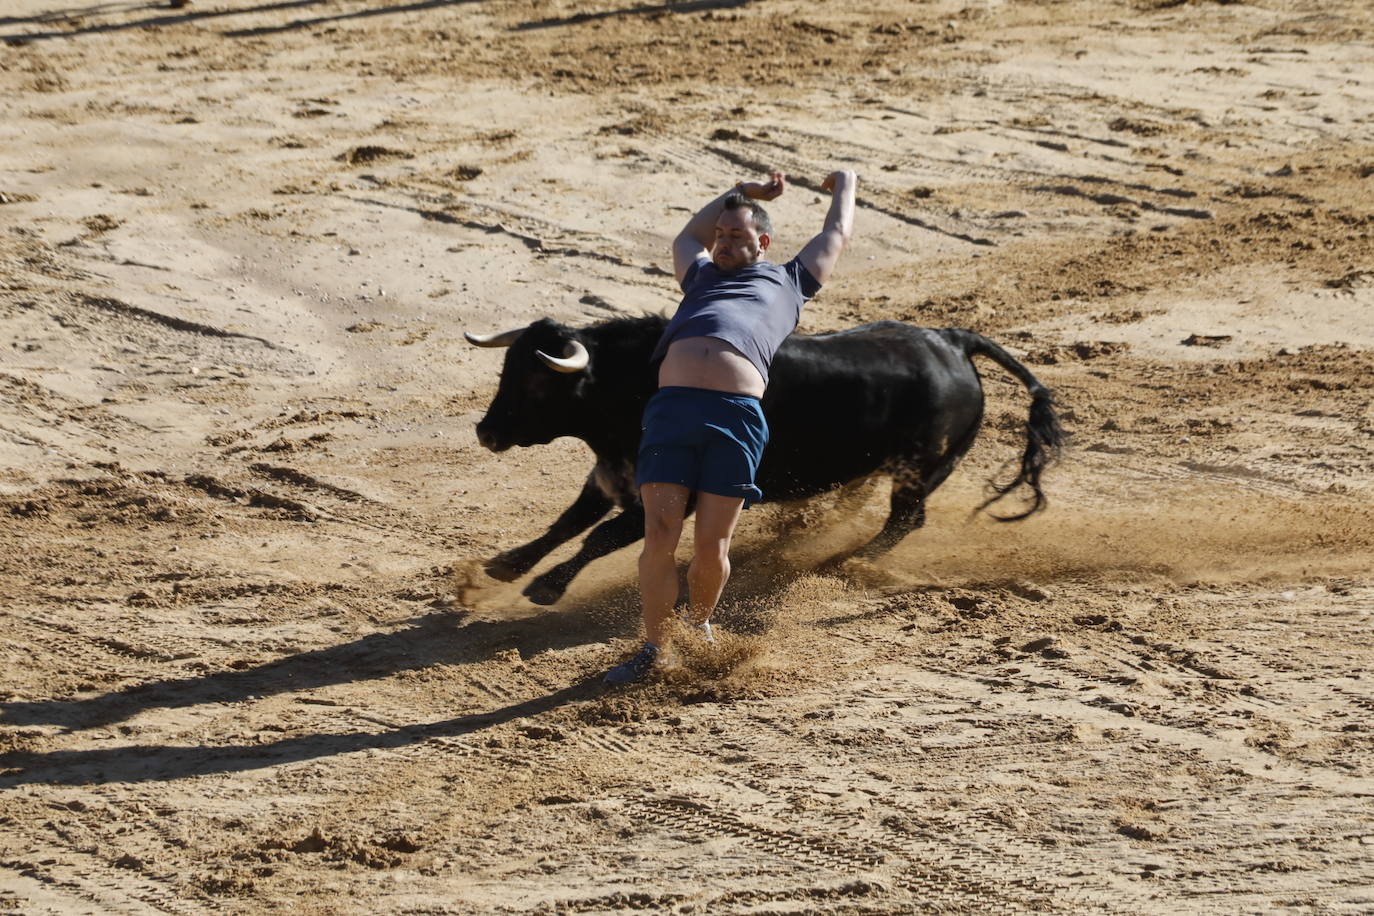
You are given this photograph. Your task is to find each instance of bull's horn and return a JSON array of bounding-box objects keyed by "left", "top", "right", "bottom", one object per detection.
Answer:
[
  {"left": 536, "top": 339, "right": 590, "bottom": 373},
  {"left": 464, "top": 328, "right": 525, "bottom": 348}
]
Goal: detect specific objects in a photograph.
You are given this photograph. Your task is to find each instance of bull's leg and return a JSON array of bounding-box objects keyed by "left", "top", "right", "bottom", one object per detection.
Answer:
[
  {"left": 485, "top": 472, "right": 613, "bottom": 582},
  {"left": 523, "top": 507, "right": 647, "bottom": 605},
  {"left": 855, "top": 474, "right": 927, "bottom": 558}
]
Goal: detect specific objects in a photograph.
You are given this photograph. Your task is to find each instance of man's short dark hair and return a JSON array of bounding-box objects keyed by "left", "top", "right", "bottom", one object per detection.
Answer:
[{"left": 722, "top": 192, "right": 773, "bottom": 236}]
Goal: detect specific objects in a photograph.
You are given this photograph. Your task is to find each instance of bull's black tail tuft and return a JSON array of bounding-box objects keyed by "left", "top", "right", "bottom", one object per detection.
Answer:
[{"left": 957, "top": 331, "right": 1066, "bottom": 521}]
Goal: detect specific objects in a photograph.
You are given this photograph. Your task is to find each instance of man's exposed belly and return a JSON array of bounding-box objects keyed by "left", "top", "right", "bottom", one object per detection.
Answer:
[{"left": 658, "top": 336, "right": 765, "bottom": 398}]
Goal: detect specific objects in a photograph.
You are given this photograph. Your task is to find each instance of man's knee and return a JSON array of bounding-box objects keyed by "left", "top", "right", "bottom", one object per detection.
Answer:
[
  {"left": 643, "top": 514, "right": 683, "bottom": 553},
  {"left": 691, "top": 537, "right": 732, "bottom": 572}
]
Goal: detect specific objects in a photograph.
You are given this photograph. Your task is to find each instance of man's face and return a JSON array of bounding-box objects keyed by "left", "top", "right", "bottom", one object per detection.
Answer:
[{"left": 711, "top": 207, "right": 770, "bottom": 272}]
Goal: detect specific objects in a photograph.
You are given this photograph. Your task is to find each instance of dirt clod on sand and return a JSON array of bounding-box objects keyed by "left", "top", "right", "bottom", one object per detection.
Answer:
[
  {"left": 2, "top": 0, "right": 1374, "bottom": 912},
  {"left": 337, "top": 145, "right": 414, "bottom": 166}
]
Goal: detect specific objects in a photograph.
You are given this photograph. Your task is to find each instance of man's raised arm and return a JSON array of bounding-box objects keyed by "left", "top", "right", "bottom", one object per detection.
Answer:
[
  {"left": 672, "top": 171, "right": 786, "bottom": 285},
  {"left": 797, "top": 170, "right": 857, "bottom": 287}
]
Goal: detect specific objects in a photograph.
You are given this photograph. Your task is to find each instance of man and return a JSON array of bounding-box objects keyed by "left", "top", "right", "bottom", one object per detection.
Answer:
[{"left": 604, "top": 168, "right": 857, "bottom": 684}]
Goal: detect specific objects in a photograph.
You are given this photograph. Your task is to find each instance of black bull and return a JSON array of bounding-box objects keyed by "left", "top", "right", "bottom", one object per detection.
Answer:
[{"left": 468, "top": 315, "right": 1063, "bottom": 605}]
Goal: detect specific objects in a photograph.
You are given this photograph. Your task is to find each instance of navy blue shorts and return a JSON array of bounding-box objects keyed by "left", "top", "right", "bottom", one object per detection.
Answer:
[{"left": 636, "top": 386, "right": 769, "bottom": 507}]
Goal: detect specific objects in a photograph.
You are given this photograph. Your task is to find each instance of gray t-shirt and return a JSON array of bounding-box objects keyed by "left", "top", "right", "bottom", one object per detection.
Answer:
[{"left": 650, "top": 255, "right": 821, "bottom": 386}]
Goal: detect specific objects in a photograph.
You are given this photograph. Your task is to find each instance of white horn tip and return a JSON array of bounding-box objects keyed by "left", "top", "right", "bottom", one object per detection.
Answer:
[{"left": 537, "top": 339, "right": 590, "bottom": 373}]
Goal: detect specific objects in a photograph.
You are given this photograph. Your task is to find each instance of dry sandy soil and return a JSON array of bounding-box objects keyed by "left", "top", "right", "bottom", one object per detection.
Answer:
[{"left": 2, "top": 0, "right": 1373, "bottom": 912}]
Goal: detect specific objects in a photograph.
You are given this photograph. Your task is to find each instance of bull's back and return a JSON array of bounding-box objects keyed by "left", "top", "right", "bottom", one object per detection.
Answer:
[{"left": 758, "top": 323, "right": 984, "bottom": 500}]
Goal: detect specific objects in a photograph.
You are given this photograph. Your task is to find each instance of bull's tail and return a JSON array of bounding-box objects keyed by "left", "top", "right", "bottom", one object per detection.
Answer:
[{"left": 956, "top": 329, "right": 1065, "bottom": 521}]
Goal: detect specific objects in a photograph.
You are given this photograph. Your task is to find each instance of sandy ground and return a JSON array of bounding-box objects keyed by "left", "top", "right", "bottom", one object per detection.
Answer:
[{"left": 2, "top": 0, "right": 1373, "bottom": 912}]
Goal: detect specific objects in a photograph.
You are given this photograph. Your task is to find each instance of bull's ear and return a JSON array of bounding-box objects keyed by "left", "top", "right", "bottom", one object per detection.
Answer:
[
  {"left": 536, "top": 339, "right": 590, "bottom": 374},
  {"left": 465, "top": 328, "right": 525, "bottom": 348}
]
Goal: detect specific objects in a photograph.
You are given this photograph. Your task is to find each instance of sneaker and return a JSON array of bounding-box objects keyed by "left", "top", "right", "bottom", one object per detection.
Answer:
[
  {"left": 603, "top": 643, "right": 659, "bottom": 685},
  {"left": 679, "top": 609, "right": 715, "bottom": 645}
]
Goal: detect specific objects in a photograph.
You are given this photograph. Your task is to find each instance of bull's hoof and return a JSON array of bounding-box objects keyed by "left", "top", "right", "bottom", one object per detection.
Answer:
[
  {"left": 522, "top": 580, "right": 565, "bottom": 606},
  {"left": 483, "top": 555, "right": 528, "bottom": 583}
]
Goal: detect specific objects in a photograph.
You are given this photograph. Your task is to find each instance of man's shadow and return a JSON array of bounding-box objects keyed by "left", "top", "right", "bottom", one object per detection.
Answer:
[
  {"left": 0, "top": 577, "right": 645, "bottom": 787},
  {"left": 0, "top": 676, "right": 606, "bottom": 787},
  {"left": 0, "top": 539, "right": 863, "bottom": 787},
  {"left": 1, "top": 580, "right": 641, "bottom": 734}
]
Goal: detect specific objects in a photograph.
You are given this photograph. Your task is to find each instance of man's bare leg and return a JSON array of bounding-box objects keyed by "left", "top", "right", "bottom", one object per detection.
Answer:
[
  {"left": 686, "top": 492, "right": 745, "bottom": 627},
  {"left": 638, "top": 482, "right": 689, "bottom": 648},
  {"left": 607, "top": 486, "right": 735, "bottom": 684}
]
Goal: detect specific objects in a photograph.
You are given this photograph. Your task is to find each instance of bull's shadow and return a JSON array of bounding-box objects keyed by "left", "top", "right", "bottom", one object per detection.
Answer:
[
  {"left": 222, "top": 0, "right": 484, "bottom": 37},
  {"left": 0, "top": 587, "right": 638, "bottom": 733},
  {"left": 513, "top": 0, "right": 752, "bottom": 32}
]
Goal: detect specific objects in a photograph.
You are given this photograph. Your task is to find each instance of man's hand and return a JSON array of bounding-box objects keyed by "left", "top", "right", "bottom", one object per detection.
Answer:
[
  {"left": 820, "top": 170, "right": 855, "bottom": 194},
  {"left": 736, "top": 171, "right": 786, "bottom": 201}
]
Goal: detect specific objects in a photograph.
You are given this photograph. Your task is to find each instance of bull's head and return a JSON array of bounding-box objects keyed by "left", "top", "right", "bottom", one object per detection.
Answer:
[{"left": 467, "top": 318, "right": 591, "bottom": 452}]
